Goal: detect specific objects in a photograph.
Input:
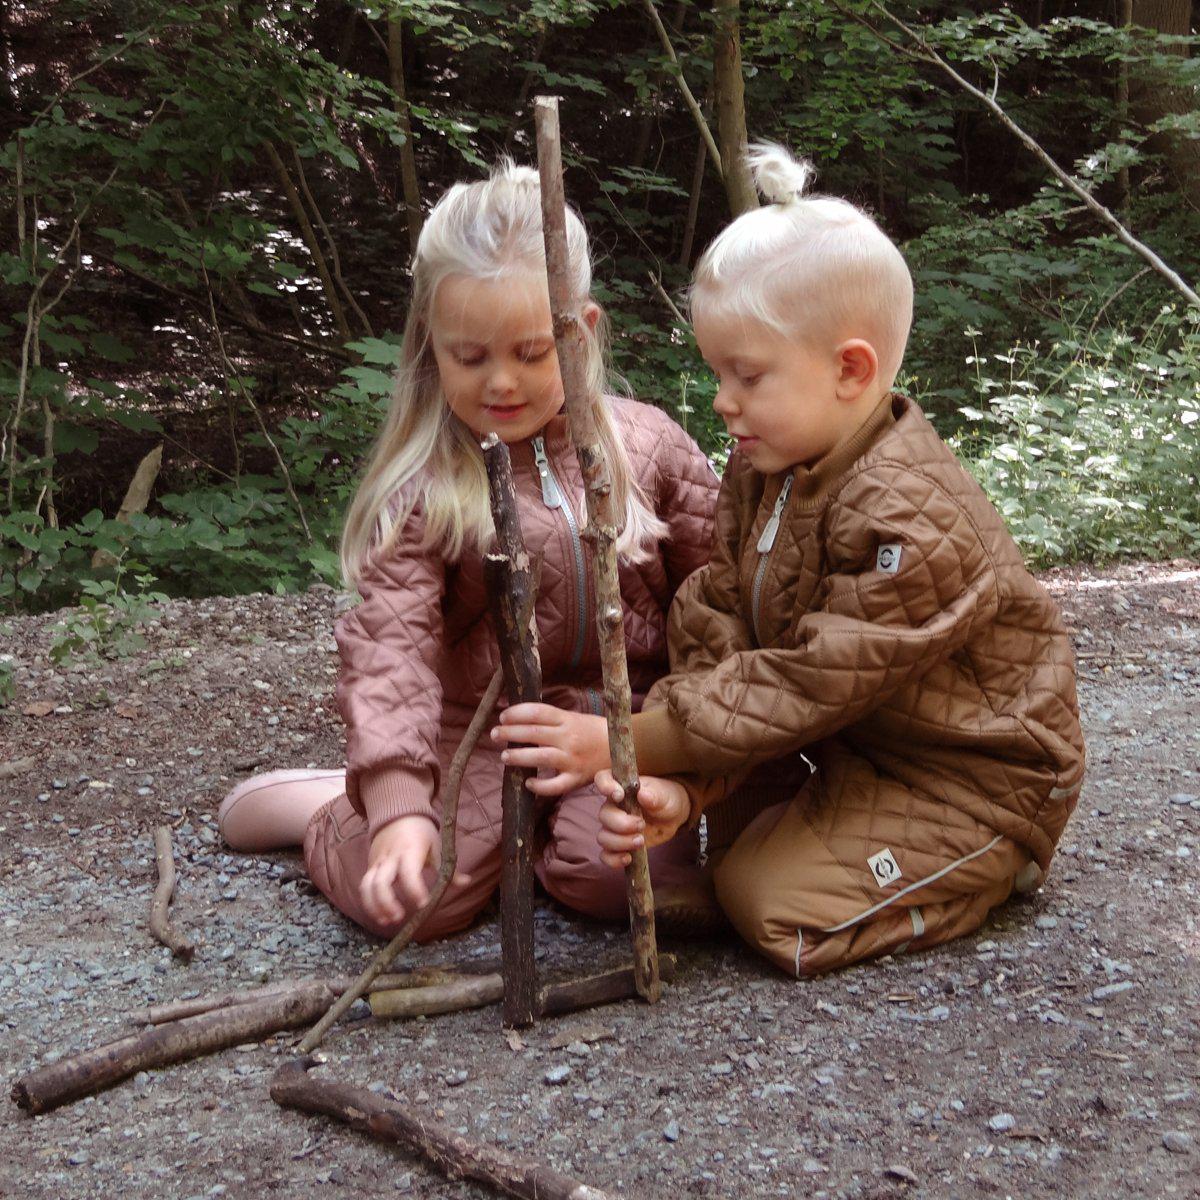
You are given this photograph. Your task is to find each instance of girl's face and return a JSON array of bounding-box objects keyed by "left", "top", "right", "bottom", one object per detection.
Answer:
[{"left": 430, "top": 272, "right": 575, "bottom": 443}]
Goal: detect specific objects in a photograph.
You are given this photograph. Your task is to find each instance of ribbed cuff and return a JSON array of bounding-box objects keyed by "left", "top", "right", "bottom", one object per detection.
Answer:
[{"left": 359, "top": 765, "right": 436, "bottom": 840}]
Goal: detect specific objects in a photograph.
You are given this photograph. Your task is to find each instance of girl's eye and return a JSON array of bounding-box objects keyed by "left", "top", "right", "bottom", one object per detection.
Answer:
[
  {"left": 738, "top": 373, "right": 762, "bottom": 387},
  {"left": 456, "top": 353, "right": 486, "bottom": 367},
  {"left": 519, "top": 347, "right": 553, "bottom": 363}
]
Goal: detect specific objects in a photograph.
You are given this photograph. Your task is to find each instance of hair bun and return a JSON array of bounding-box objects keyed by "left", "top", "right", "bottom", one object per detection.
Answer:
[{"left": 745, "top": 142, "right": 815, "bottom": 205}]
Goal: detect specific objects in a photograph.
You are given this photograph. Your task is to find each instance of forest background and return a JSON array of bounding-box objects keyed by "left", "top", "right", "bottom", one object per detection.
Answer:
[{"left": 2, "top": 0, "right": 1198, "bottom": 642}]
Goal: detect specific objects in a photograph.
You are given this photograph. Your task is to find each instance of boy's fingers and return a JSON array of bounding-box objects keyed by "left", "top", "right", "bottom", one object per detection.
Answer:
[
  {"left": 498, "top": 703, "right": 559, "bottom": 726},
  {"left": 598, "top": 806, "right": 644, "bottom": 835},
  {"left": 597, "top": 827, "right": 644, "bottom": 852},
  {"left": 499, "top": 746, "right": 560, "bottom": 769},
  {"left": 491, "top": 723, "right": 555, "bottom": 747},
  {"left": 600, "top": 850, "right": 633, "bottom": 871},
  {"left": 525, "top": 773, "right": 576, "bottom": 796}
]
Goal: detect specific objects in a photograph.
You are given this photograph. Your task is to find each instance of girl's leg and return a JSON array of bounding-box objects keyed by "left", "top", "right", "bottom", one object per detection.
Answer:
[
  {"left": 218, "top": 769, "right": 347, "bottom": 851},
  {"left": 537, "top": 785, "right": 704, "bottom": 923}
]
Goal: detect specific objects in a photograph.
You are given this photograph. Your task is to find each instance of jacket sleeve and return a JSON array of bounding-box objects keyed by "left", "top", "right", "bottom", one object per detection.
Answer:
[
  {"left": 636, "top": 464, "right": 1001, "bottom": 783},
  {"left": 335, "top": 496, "right": 446, "bottom": 840},
  {"left": 653, "top": 412, "right": 720, "bottom": 594}
]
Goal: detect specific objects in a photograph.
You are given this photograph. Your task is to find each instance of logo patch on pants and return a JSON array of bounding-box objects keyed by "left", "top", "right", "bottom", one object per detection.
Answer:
[
  {"left": 867, "top": 847, "right": 901, "bottom": 887},
  {"left": 876, "top": 543, "right": 902, "bottom": 574}
]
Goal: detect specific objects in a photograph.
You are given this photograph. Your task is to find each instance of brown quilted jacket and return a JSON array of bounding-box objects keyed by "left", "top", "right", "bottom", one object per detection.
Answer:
[
  {"left": 336, "top": 398, "right": 718, "bottom": 839},
  {"left": 633, "top": 393, "right": 1085, "bottom": 871}
]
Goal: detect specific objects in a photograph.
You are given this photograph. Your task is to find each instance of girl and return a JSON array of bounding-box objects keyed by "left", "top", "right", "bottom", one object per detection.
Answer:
[{"left": 217, "top": 161, "right": 719, "bottom": 940}]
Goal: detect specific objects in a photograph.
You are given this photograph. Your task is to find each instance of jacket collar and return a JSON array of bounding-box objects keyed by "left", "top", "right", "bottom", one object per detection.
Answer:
[{"left": 787, "top": 392, "right": 903, "bottom": 505}]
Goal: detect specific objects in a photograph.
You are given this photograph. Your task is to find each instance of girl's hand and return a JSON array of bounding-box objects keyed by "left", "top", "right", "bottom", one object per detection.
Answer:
[
  {"left": 491, "top": 703, "right": 610, "bottom": 796},
  {"left": 595, "top": 770, "right": 690, "bottom": 870},
  {"left": 361, "top": 814, "right": 465, "bottom": 926}
]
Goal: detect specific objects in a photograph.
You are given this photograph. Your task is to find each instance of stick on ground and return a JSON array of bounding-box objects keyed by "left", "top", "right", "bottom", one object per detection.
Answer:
[
  {"left": 534, "top": 94, "right": 661, "bottom": 1002},
  {"left": 271, "top": 1057, "right": 612, "bottom": 1200},
  {"left": 149, "top": 825, "right": 195, "bottom": 962},
  {"left": 296, "top": 668, "right": 505, "bottom": 1053}
]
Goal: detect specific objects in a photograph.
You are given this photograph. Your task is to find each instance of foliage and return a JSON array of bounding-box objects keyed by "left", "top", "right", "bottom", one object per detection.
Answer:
[{"left": 47, "top": 565, "right": 169, "bottom": 665}]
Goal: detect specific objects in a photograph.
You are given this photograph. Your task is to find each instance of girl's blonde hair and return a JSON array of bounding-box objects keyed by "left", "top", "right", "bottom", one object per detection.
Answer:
[
  {"left": 691, "top": 143, "right": 913, "bottom": 387},
  {"left": 340, "top": 161, "right": 667, "bottom": 585}
]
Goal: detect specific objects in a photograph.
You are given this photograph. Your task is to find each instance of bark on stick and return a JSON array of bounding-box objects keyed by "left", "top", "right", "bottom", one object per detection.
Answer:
[
  {"left": 369, "top": 974, "right": 505, "bottom": 1018},
  {"left": 297, "top": 669, "right": 505, "bottom": 1053},
  {"left": 482, "top": 433, "right": 544, "bottom": 1028},
  {"left": 533, "top": 95, "right": 661, "bottom": 1002},
  {"left": 149, "top": 825, "right": 195, "bottom": 962},
  {"left": 12, "top": 988, "right": 332, "bottom": 1115},
  {"left": 271, "top": 1057, "right": 612, "bottom": 1200}
]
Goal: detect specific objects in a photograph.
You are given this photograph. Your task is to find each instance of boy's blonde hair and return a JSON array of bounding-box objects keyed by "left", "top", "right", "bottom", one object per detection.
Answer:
[
  {"left": 691, "top": 143, "right": 913, "bottom": 387},
  {"left": 340, "top": 161, "right": 667, "bottom": 585}
]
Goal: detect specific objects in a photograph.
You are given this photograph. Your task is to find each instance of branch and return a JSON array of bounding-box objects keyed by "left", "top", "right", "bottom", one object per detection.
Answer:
[
  {"left": 149, "top": 826, "right": 195, "bottom": 962},
  {"left": 637, "top": 0, "right": 724, "bottom": 180},
  {"left": 535, "top": 97, "right": 661, "bottom": 1003},
  {"left": 297, "top": 668, "right": 505, "bottom": 1052},
  {"left": 835, "top": 1, "right": 1200, "bottom": 308}
]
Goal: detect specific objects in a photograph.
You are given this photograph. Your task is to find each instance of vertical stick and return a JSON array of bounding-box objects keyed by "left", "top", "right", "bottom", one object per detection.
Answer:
[
  {"left": 482, "top": 433, "right": 543, "bottom": 1027},
  {"left": 533, "top": 96, "right": 661, "bottom": 1003}
]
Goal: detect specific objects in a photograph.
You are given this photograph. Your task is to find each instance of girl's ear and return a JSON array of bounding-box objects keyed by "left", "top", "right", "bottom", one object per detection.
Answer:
[
  {"left": 834, "top": 338, "right": 878, "bottom": 400},
  {"left": 582, "top": 301, "right": 602, "bottom": 334}
]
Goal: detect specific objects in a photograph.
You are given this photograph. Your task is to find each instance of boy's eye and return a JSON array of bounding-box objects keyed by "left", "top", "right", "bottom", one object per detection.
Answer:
[{"left": 738, "top": 373, "right": 762, "bottom": 387}]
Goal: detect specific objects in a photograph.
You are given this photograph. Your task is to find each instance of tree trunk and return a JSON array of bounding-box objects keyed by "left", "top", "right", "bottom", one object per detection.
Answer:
[
  {"left": 387, "top": 15, "right": 424, "bottom": 257},
  {"left": 1130, "top": 0, "right": 1200, "bottom": 210},
  {"left": 713, "top": 0, "right": 758, "bottom": 216}
]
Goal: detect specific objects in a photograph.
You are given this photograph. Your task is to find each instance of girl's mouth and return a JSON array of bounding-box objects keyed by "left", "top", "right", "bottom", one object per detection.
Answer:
[
  {"left": 485, "top": 404, "right": 528, "bottom": 421},
  {"left": 734, "top": 435, "right": 761, "bottom": 448}
]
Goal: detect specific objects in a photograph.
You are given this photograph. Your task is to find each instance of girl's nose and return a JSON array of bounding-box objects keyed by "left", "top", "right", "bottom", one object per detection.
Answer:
[
  {"left": 487, "top": 367, "right": 517, "bottom": 397},
  {"left": 712, "top": 386, "right": 738, "bottom": 417}
]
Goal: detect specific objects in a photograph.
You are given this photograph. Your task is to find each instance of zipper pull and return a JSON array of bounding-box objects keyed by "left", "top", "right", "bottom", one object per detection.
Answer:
[
  {"left": 531, "top": 437, "right": 561, "bottom": 509},
  {"left": 756, "top": 477, "right": 794, "bottom": 553}
]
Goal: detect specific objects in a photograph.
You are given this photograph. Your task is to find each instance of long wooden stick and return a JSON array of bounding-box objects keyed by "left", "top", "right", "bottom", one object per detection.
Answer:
[
  {"left": 149, "top": 826, "right": 195, "bottom": 962},
  {"left": 271, "top": 1058, "right": 613, "bottom": 1200},
  {"left": 12, "top": 988, "right": 333, "bottom": 1115},
  {"left": 534, "top": 95, "right": 661, "bottom": 1003},
  {"left": 297, "top": 668, "right": 505, "bottom": 1052},
  {"left": 482, "top": 433, "right": 544, "bottom": 1028}
]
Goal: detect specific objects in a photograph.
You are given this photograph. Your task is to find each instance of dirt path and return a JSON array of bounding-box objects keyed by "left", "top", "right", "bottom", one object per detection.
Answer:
[{"left": 1, "top": 561, "right": 1197, "bottom": 1200}]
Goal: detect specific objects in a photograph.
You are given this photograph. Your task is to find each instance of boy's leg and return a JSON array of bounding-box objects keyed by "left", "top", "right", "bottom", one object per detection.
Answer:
[
  {"left": 714, "top": 751, "right": 1031, "bottom": 977},
  {"left": 536, "top": 784, "right": 703, "bottom": 922}
]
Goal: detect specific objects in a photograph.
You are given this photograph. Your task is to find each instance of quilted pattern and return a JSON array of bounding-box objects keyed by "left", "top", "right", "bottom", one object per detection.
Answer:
[
  {"left": 647, "top": 394, "right": 1085, "bottom": 872},
  {"left": 335, "top": 396, "right": 718, "bottom": 837}
]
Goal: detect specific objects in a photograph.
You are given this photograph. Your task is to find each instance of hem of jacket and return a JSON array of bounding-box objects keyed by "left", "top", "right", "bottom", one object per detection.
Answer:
[{"left": 359, "top": 764, "right": 437, "bottom": 840}]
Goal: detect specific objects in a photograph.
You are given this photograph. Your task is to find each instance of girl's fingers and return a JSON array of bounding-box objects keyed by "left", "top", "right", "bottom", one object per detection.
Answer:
[
  {"left": 499, "top": 745, "right": 561, "bottom": 769},
  {"left": 497, "top": 703, "right": 560, "bottom": 727},
  {"left": 598, "top": 805, "right": 644, "bottom": 835},
  {"left": 491, "top": 723, "right": 555, "bottom": 747},
  {"left": 600, "top": 849, "right": 633, "bottom": 871},
  {"left": 363, "top": 863, "right": 403, "bottom": 924},
  {"left": 597, "top": 826, "right": 644, "bottom": 852},
  {"left": 397, "top": 854, "right": 430, "bottom": 911},
  {"left": 525, "top": 772, "right": 577, "bottom": 796}
]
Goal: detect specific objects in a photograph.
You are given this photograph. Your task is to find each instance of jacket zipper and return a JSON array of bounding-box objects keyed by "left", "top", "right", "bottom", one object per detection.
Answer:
[
  {"left": 532, "top": 436, "right": 588, "bottom": 670},
  {"left": 751, "top": 475, "right": 794, "bottom": 645}
]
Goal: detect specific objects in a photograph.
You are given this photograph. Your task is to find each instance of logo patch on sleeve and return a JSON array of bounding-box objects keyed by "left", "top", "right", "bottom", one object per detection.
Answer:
[
  {"left": 876, "top": 543, "right": 902, "bottom": 574},
  {"left": 867, "top": 847, "right": 902, "bottom": 887}
]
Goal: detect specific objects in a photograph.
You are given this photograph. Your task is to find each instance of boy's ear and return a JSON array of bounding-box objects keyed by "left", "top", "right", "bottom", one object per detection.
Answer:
[
  {"left": 834, "top": 338, "right": 878, "bottom": 400},
  {"left": 582, "top": 301, "right": 603, "bottom": 334}
]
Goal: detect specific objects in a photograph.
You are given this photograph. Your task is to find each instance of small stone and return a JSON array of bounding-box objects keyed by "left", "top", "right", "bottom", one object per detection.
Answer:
[
  {"left": 1162, "top": 1131, "right": 1193, "bottom": 1154},
  {"left": 1036, "top": 916, "right": 1059, "bottom": 930},
  {"left": 544, "top": 1064, "right": 571, "bottom": 1085},
  {"left": 663, "top": 1120, "right": 680, "bottom": 1142},
  {"left": 988, "top": 1112, "right": 1016, "bottom": 1133},
  {"left": 885, "top": 1164, "right": 919, "bottom": 1184},
  {"left": 1169, "top": 793, "right": 1197, "bottom": 806},
  {"left": 710, "top": 1062, "right": 733, "bottom": 1075},
  {"left": 67, "top": 1151, "right": 89, "bottom": 1166},
  {"left": 1091, "top": 981, "right": 1134, "bottom": 1001},
  {"left": 445, "top": 1070, "right": 469, "bottom": 1088},
  {"left": 802, "top": 1158, "right": 825, "bottom": 1174}
]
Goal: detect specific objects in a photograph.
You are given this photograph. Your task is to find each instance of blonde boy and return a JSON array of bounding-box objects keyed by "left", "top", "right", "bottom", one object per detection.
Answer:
[{"left": 496, "top": 145, "right": 1085, "bottom": 975}]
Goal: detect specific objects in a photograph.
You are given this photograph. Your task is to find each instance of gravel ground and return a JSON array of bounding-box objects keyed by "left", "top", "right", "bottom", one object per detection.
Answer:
[{"left": 1, "top": 561, "right": 1198, "bottom": 1200}]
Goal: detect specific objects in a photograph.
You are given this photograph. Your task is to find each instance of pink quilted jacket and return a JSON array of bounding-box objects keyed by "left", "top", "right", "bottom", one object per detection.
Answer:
[{"left": 335, "top": 398, "right": 718, "bottom": 838}]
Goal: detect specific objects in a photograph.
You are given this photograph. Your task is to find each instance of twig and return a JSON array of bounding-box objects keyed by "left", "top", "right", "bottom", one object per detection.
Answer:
[
  {"left": 834, "top": 1, "right": 1200, "bottom": 308},
  {"left": 139, "top": 967, "right": 464, "bottom": 1025},
  {"left": 538, "top": 953, "right": 678, "bottom": 1017},
  {"left": 369, "top": 974, "right": 505, "bottom": 1018},
  {"left": 11, "top": 988, "right": 333, "bottom": 1115},
  {"left": 647, "top": 271, "right": 688, "bottom": 327},
  {"left": 149, "top": 826, "right": 195, "bottom": 963},
  {"left": 270, "top": 1058, "right": 614, "bottom": 1200},
  {"left": 535, "top": 97, "right": 661, "bottom": 1003},
  {"left": 482, "top": 434, "right": 544, "bottom": 1028},
  {"left": 297, "top": 668, "right": 505, "bottom": 1052},
  {"left": 637, "top": 0, "right": 724, "bottom": 180}
]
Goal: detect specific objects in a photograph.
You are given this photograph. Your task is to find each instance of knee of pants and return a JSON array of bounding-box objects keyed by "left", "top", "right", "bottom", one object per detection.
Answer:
[{"left": 536, "top": 852, "right": 628, "bottom": 922}]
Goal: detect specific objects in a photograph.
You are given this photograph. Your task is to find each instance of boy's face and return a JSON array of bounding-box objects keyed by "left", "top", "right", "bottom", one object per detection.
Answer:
[{"left": 693, "top": 309, "right": 870, "bottom": 474}]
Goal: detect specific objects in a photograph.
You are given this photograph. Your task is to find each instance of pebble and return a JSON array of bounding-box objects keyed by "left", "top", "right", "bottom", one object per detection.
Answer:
[
  {"left": 662, "top": 1120, "right": 680, "bottom": 1142},
  {"left": 885, "top": 1164, "right": 919, "bottom": 1184},
  {"left": 544, "top": 1065, "right": 571, "bottom": 1085},
  {"left": 1169, "top": 793, "right": 1197, "bottom": 806},
  {"left": 988, "top": 1113, "right": 1016, "bottom": 1133},
  {"left": 1162, "top": 1131, "right": 1193, "bottom": 1154},
  {"left": 1036, "top": 916, "right": 1059, "bottom": 930},
  {"left": 1091, "top": 981, "right": 1134, "bottom": 1001},
  {"left": 445, "top": 1070, "right": 469, "bottom": 1088}
]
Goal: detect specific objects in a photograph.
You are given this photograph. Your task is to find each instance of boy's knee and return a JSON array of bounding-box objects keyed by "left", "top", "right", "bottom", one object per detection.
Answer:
[{"left": 713, "top": 844, "right": 799, "bottom": 975}]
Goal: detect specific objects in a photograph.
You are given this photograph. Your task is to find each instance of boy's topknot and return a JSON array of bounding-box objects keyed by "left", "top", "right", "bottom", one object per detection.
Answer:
[{"left": 746, "top": 142, "right": 816, "bottom": 205}]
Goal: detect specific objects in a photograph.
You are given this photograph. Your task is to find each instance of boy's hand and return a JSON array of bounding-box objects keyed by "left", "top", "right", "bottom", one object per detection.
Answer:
[
  {"left": 595, "top": 770, "right": 690, "bottom": 870},
  {"left": 491, "top": 703, "right": 610, "bottom": 796},
  {"left": 361, "top": 814, "right": 467, "bottom": 927}
]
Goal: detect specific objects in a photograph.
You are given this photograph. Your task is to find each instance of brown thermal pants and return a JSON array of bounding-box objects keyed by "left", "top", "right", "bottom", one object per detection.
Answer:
[{"left": 713, "top": 749, "right": 1031, "bottom": 977}]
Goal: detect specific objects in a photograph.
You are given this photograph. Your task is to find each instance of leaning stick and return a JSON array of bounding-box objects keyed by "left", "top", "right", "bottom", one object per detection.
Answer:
[
  {"left": 139, "top": 967, "right": 464, "bottom": 1025},
  {"left": 150, "top": 826, "right": 195, "bottom": 962},
  {"left": 534, "top": 95, "right": 660, "bottom": 1002},
  {"left": 482, "top": 433, "right": 544, "bottom": 1028},
  {"left": 297, "top": 668, "right": 505, "bottom": 1053},
  {"left": 12, "top": 987, "right": 334, "bottom": 1115},
  {"left": 271, "top": 1057, "right": 613, "bottom": 1200}
]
